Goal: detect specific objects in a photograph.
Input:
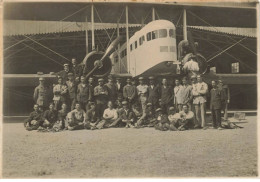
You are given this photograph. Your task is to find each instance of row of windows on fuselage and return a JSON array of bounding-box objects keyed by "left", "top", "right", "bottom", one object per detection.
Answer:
[
  {"left": 130, "top": 29, "right": 175, "bottom": 52},
  {"left": 113, "top": 29, "right": 176, "bottom": 60}
]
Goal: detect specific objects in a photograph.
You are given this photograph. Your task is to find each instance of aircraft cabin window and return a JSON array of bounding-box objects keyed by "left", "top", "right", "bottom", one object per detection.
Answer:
[
  {"left": 169, "top": 29, "right": 175, "bottom": 38},
  {"left": 147, "top": 32, "right": 151, "bottom": 41},
  {"left": 159, "top": 29, "right": 167, "bottom": 38},
  {"left": 139, "top": 36, "right": 145, "bottom": 46},
  {"left": 231, "top": 62, "right": 239, "bottom": 73},
  {"left": 135, "top": 41, "right": 138, "bottom": 49},
  {"left": 152, "top": 30, "right": 158, "bottom": 40},
  {"left": 130, "top": 44, "right": 133, "bottom": 51}
]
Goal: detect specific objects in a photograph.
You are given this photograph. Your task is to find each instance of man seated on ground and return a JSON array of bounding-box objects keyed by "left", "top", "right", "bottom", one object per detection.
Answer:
[
  {"left": 24, "top": 104, "right": 43, "bottom": 131},
  {"left": 118, "top": 101, "right": 135, "bottom": 128},
  {"left": 84, "top": 102, "right": 100, "bottom": 130},
  {"left": 135, "top": 103, "right": 156, "bottom": 128},
  {"left": 154, "top": 108, "right": 170, "bottom": 131},
  {"left": 94, "top": 101, "right": 119, "bottom": 129},
  {"left": 168, "top": 106, "right": 177, "bottom": 130},
  {"left": 170, "top": 104, "right": 194, "bottom": 131},
  {"left": 53, "top": 103, "right": 69, "bottom": 131},
  {"left": 40, "top": 103, "right": 57, "bottom": 129},
  {"left": 132, "top": 102, "right": 143, "bottom": 122},
  {"left": 67, "top": 102, "right": 86, "bottom": 131}
]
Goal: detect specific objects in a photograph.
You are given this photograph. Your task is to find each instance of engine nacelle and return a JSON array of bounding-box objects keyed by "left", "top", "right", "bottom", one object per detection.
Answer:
[{"left": 82, "top": 51, "right": 112, "bottom": 78}]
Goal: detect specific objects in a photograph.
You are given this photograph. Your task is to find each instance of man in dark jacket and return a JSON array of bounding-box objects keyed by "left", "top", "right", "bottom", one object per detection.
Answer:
[
  {"left": 160, "top": 78, "right": 174, "bottom": 114},
  {"left": 123, "top": 78, "right": 137, "bottom": 105},
  {"left": 77, "top": 76, "right": 91, "bottom": 111},
  {"left": 94, "top": 78, "right": 109, "bottom": 118},
  {"left": 106, "top": 76, "right": 118, "bottom": 103},
  {"left": 147, "top": 76, "right": 160, "bottom": 110},
  {"left": 24, "top": 104, "right": 43, "bottom": 131},
  {"left": 66, "top": 73, "right": 77, "bottom": 110},
  {"left": 71, "top": 58, "right": 83, "bottom": 81},
  {"left": 57, "top": 64, "right": 70, "bottom": 84},
  {"left": 210, "top": 80, "right": 224, "bottom": 130}
]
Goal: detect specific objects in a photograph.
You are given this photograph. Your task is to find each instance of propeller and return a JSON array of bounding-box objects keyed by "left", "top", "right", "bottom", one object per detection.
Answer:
[{"left": 84, "top": 36, "right": 122, "bottom": 79}]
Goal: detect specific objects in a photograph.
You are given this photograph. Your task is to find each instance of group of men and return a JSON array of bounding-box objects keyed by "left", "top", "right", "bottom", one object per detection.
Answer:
[{"left": 24, "top": 58, "right": 231, "bottom": 132}]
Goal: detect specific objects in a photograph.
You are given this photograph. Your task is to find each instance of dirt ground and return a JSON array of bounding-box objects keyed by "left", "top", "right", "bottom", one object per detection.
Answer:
[{"left": 1, "top": 116, "right": 258, "bottom": 178}]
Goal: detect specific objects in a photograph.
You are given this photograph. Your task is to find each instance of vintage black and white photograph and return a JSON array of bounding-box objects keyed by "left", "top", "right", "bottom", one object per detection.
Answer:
[{"left": 1, "top": 0, "right": 259, "bottom": 178}]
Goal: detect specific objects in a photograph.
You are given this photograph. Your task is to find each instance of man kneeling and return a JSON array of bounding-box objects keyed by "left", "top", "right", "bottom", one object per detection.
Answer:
[
  {"left": 169, "top": 104, "right": 194, "bottom": 131},
  {"left": 67, "top": 102, "right": 86, "bottom": 130}
]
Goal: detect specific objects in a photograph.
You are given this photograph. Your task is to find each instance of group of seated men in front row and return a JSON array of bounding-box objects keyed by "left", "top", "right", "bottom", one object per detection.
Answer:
[{"left": 24, "top": 59, "right": 232, "bottom": 132}]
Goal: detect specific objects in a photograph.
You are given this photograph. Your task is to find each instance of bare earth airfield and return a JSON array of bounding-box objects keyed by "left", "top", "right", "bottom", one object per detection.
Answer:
[{"left": 2, "top": 116, "right": 257, "bottom": 178}]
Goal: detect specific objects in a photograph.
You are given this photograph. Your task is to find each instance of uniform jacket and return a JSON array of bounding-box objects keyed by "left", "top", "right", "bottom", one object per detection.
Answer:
[
  {"left": 174, "top": 85, "right": 183, "bottom": 105},
  {"left": 94, "top": 85, "right": 109, "bottom": 102},
  {"left": 86, "top": 109, "right": 100, "bottom": 123},
  {"left": 88, "top": 83, "right": 95, "bottom": 101},
  {"left": 218, "top": 84, "right": 230, "bottom": 103},
  {"left": 34, "top": 85, "right": 49, "bottom": 107},
  {"left": 180, "top": 84, "right": 193, "bottom": 104},
  {"left": 71, "top": 64, "right": 83, "bottom": 78},
  {"left": 77, "top": 83, "right": 91, "bottom": 103},
  {"left": 53, "top": 84, "right": 68, "bottom": 102},
  {"left": 123, "top": 84, "right": 137, "bottom": 101},
  {"left": 119, "top": 108, "right": 135, "bottom": 121},
  {"left": 26, "top": 111, "right": 43, "bottom": 123},
  {"left": 66, "top": 80, "right": 77, "bottom": 99},
  {"left": 210, "top": 88, "right": 223, "bottom": 110},
  {"left": 106, "top": 83, "right": 118, "bottom": 101},
  {"left": 160, "top": 85, "right": 174, "bottom": 105},
  {"left": 58, "top": 109, "right": 68, "bottom": 121},
  {"left": 43, "top": 110, "right": 57, "bottom": 123},
  {"left": 57, "top": 70, "right": 69, "bottom": 84}
]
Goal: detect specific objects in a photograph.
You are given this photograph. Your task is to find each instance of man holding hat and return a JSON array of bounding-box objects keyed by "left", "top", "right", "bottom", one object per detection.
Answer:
[
  {"left": 106, "top": 76, "right": 118, "bottom": 103},
  {"left": 77, "top": 76, "right": 91, "bottom": 112},
  {"left": 137, "top": 77, "right": 148, "bottom": 113},
  {"left": 34, "top": 77, "right": 49, "bottom": 111},
  {"left": 123, "top": 78, "right": 137, "bottom": 105},
  {"left": 57, "top": 63, "right": 70, "bottom": 84},
  {"left": 192, "top": 74, "right": 208, "bottom": 129},
  {"left": 147, "top": 76, "right": 160, "bottom": 110},
  {"left": 94, "top": 78, "right": 109, "bottom": 118},
  {"left": 66, "top": 73, "right": 77, "bottom": 110}
]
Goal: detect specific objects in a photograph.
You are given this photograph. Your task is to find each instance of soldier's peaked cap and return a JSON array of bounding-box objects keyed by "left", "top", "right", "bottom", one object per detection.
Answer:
[
  {"left": 147, "top": 103, "right": 152, "bottom": 106},
  {"left": 149, "top": 76, "right": 155, "bottom": 80},
  {"left": 169, "top": 107, "right": 175, "bottom": 111},
  {"left": 98, "top": 78, "right": 104, "bottom": 82}
]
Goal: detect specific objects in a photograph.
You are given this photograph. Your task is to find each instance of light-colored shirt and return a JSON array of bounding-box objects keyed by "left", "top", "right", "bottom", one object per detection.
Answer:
[
  {"left": 70, "top": 109, "right": 86, "bottom": 120},
  {"left": 137, "top": 84, "right": 148, "bottom": 96},
  {"left": 180, "top": 84, "right": 193, "bottom": 104},
  {"left": 174, "top": 85, "right": 183, "bottom": 104},
  {"left": 53, "top": 84, "right": 67, "bottom": 101},
  {"left": 103, "top": 108, "right": 118, "bottom": 120},
  {"left": 192, "top": 82, "right": 208, "bottom": 104}
]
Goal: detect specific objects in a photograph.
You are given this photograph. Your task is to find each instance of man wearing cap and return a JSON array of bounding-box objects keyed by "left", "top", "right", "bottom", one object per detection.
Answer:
[
  {"left": 67, "top": 102, "right": 86, "bottom": 130},
  {"left": 174, "top": 78, "right": 183, "bottom": 112},
  {"left": 71, "top": 58, "right": 83, "bottom": 81},
  {"left": 106, "top": 76, "right": 118, "bottom": 103},
  {"left": 94, "top": 78, "right": 109, "bottom": 118},
  {"left": 218, "top": 79, "right": 230, "bottom": 121},
  {"left": 160, "top": 78, "right": 174, "bottom": 114},
  {"left": 154, "top": 108, "right": 170, "bottom": 131},
  {"left": 137, "top": 77, "right": 148, "bottom": 113},
  {"left": 147, "top": 76, "right": 160, "bottom": 110},
  {"left": 116, "top": 78, "right": 124, "bottom": 94},
  {"left": 34, "top": 77, "right": 49, "bottom": 111},
  {"left": 77, "top": 76, "right": 91, "bottom": 112},
  {"left": 192, "top": 75, "right": 208, "bottom": 129},
  {"left": 57, "top": 63, "right": 70, "bottom": 84},
  {"left": 66, "top": 73, "right": 77, "bottom": 110},
  {"left": 136, "top": 102, "right": 156, "bottom": 128},
  {"left": 53, "top": 77, "right": 68, "bottom": 110},
  {"left": 115, "top": 101, "right": 135, "bottom": 128},
  {"left": 123, "top": 78, "right": 137, "bottom": 105}
]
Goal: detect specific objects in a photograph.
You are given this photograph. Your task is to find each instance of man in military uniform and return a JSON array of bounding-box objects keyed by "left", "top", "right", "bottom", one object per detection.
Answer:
[
  {"left": 24, "top": 104, "right": 43, "bottom": 131},
  {"left": 88, "top": 77, "right": 95, "bottom": 102},
  {"left": 147, "top": 76, "right": 160, "bottom": 110},
  {"left": 218, "top": 79, "right": 230, "bottom": 121},
  {"left": 106, "top": 76, "right": 118, "bottom": 103},
  {"left": 66, "top": 73, "right": 77, "bottom": 110},
  {"left": 160, "top": 78, "right": 174, "bottom": 114},
  {"left": 94, "top": 78, "right": 109, "bottom": 118},
  {"left": 116, "top": 77, "right": 124, "bottom": 95},
  {"left": 71, "top": 58, "right": 83, "bottom": 82},
  {"left": 33, "top": 77, "right": 49, "bottom": 111},
  {"left": 77, "top": 76, "right": 91, "bottom": 112},
  {"left": 137, "top": 77, "right": 148, "bottom": 113},
  {"left": 123, "top": 78, "right": 137, "bottom": 105},
  {"left": 57, "top": 63, "right": 70, "bottom": 84}
]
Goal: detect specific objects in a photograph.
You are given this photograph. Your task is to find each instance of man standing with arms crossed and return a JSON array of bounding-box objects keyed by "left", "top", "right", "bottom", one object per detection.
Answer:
[{"left": 192, "top": 75, "right": 208, "bottom": 129}]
